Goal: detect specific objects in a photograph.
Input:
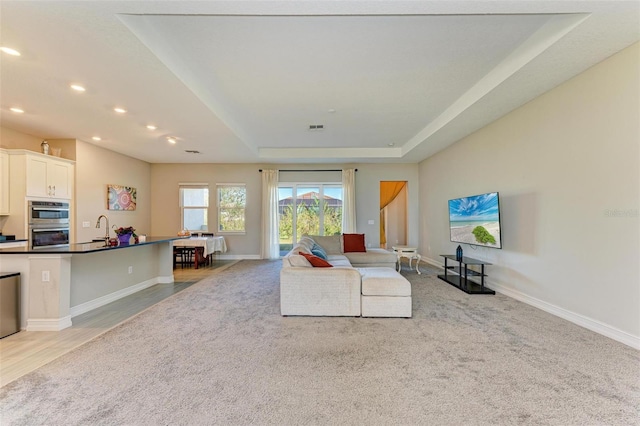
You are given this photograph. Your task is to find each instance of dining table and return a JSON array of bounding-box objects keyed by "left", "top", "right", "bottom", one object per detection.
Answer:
[{"left": 173, "top": 236, "right": 227, "bottom": 269}]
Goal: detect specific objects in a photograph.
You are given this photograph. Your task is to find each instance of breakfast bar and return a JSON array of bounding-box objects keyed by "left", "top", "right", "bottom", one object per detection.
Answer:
[{"left": 0, "top": 236, "right": 185, "bottom": 331}]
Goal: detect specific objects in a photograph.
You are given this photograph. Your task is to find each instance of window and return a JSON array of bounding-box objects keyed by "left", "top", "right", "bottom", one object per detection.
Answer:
[
  {"left": 278, "top": 183, "right": 342, "bottom": 253},
  {"left": 217, "top": 184, "right": 246, "bottom": 233},
  {"left": 180, "top": 184, "right": 209, "bottom": 232}
]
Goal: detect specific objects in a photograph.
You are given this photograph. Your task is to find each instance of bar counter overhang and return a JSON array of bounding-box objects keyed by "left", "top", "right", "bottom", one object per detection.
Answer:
[{"left": 0, "top": 236, "right": 187, "bottom": 331}]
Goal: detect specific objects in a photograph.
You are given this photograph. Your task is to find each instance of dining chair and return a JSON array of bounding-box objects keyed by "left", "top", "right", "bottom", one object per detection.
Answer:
[{"left": 173, "top": 247, "right": 195, "bottom": 268}]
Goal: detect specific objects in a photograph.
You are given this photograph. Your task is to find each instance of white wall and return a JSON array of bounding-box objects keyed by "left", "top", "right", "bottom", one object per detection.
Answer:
[
  {"left": 74, "top": 140, "right": 151, "bottom": 243},
  {"left": 0, "top": 126, "right": 42, "bottom": 151},
  {"left": 419, "top": 42, "right": 639, "bottom": 347},
  {"left": 356, "top": 165, "right": 419, "bottom": 248},
  {"left": 150, "top": 163, "right": 419, "bottom": 256}
]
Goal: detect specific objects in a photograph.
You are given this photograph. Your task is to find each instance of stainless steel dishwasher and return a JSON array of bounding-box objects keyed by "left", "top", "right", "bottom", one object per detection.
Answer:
[{"left": 0, "top": 272, "right": 20, "bottom": 339}]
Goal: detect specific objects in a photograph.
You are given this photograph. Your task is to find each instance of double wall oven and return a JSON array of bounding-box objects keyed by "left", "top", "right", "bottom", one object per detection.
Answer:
[{"left": 28, "top": 201, "right": 70, "bottom": 248}]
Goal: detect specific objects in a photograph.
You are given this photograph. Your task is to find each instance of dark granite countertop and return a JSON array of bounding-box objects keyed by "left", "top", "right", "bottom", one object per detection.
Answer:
[
  {"left": 0, "top": 236, "right": 187, "bottom": 254},
  {"left": 0, "top": 239, "right": 27, "bottom": 244}
]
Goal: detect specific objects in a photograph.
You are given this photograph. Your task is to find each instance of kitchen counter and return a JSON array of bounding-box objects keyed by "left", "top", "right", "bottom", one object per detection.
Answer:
[
  {"left": 0, "top": 236, "right": 182, "bottom": 332},
  {"left": 0, "top": 236, "right": 186, "bottom": 254},
  {"left": 0, "top": 239, "right": 27, "bottom": 244}
]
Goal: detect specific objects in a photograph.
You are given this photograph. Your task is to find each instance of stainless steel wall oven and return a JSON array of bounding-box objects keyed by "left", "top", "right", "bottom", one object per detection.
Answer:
[{"left": 28, "top": 201, "right": 70, "bottom": 248}]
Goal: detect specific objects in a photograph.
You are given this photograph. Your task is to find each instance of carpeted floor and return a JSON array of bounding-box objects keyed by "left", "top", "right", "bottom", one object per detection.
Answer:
[{"left": 1, "top": 260, "right": 638, "bottom": 425}]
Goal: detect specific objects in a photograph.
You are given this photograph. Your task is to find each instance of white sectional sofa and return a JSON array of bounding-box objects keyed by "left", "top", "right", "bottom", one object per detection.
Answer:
[{"left": 280, "top": 235, "right": 411, "bottom": 317}]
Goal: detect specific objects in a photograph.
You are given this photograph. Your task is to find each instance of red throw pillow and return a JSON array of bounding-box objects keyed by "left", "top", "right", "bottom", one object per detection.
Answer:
[
  {"left": 343, "top": 233, "right": 366, "bottom": 252},
  {"left": 298, "top": 251, "right": 333, "bottom": 268}
]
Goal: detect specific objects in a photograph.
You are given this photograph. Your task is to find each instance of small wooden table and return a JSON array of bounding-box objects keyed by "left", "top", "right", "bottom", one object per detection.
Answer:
[{"left": 392, "top": 246, "right": 421, "bottom": 274}]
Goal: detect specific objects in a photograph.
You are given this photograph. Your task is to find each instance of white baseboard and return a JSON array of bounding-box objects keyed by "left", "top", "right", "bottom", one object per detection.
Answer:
[
  {"left": 27, "top": 315, "right": 72, "bottom": 331},
  {"left": 490, "top": 282, "right": 640, "bottom": 350},
  {"left": 157, "top": 275, "right": 174, "bottom": 284},
  {"left": 214, "top": 254, "right": 261, "bottom": 260},
  {"left": 69, "top": 277, "right": 160, "bottom": 318},
  {"left": 423, "top": 256, "right": 640, "bottom": 350}
]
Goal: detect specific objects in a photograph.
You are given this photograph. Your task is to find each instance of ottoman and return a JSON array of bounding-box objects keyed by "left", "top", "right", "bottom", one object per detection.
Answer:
[{"left": 358, "top": 267, "right": 412, "bottom": 318}]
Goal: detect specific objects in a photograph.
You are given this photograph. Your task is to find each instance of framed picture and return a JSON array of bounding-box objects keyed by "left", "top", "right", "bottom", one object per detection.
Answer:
[{"left": 107, "top": 184, "right": 137, "bottom": 211}]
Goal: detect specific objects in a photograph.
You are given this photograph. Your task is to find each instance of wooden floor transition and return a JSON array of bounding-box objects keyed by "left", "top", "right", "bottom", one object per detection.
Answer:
[{"left": 0, "top": 260, "right": 238, "bottom": 388}]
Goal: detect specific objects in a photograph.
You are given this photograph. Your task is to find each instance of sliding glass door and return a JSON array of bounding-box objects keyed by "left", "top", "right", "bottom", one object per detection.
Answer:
[{"left": 278, "top": 184, "right": 342, "bottom": 254}]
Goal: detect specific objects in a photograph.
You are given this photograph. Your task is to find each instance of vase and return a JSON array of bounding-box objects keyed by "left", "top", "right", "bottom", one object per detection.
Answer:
[
  {"left": 117, "top": 233, "right": 132, "bottom": 245},
  {"left": 456, "top": 245, "right": 463, "bottom": 261}
]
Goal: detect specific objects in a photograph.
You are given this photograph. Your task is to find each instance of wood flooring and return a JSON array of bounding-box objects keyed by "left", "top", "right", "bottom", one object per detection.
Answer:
[{"left": 0, "top": 260, "right": 238, "bottom": 388}]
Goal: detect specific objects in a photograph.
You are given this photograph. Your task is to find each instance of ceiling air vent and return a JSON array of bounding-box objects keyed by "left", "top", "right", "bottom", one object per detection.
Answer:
[
  {"left": 184, "top": 150, "right": 201, "bottom": 154},
  {"left": 308, "top": 124, "right": 324, "bottom": 131}
]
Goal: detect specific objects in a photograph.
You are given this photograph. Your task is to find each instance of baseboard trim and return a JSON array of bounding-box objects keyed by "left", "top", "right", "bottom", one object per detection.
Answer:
[
  {"left": 26, "top": 315, "right": 72, "bottom": 331},
  {"left": 70, "top": 277, "right": 160, "bottom": 318},
  {"left": 157, "top": 275, "right": 174, "bottom": 284},
  {"left": 490, "top": 282, "right": 640, "bottom": 350},
  {"left": 423, "top": 256, "right": 640, "bottom": 350},
  {"left": 214, "top": 254, "right": 261, "bottom": 260}
]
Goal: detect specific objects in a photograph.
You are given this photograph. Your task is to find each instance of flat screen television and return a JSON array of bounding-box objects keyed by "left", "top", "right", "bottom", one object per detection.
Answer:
[{"left": 449, "top": 192, "right": 502, "bottom": 249}]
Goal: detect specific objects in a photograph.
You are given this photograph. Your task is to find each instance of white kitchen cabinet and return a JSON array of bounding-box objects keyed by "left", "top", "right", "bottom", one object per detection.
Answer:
[
  {"left": 23, "top": 153, "right": 73, "bottom": 199},
  {"left": 4, "top": 150, "right": 74, "bottom": 241},
  {"left": 0, "top": 149, "right": 9, "bottom": 214}
]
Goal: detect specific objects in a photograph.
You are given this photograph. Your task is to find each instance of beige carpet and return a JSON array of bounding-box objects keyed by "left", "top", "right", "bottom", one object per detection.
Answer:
[{"left": 1, "top": 260, "right": 638, "bottom": 425}]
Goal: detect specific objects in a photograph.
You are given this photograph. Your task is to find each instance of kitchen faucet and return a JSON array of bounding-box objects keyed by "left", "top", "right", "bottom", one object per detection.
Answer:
[{"left": 96, "top": 215, "right": 110, "bottom": 240}]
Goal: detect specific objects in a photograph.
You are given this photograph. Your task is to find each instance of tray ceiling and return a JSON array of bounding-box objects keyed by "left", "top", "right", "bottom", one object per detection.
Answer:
[{"left": 1, "top": 1, "right": 638, "bottom": 163}]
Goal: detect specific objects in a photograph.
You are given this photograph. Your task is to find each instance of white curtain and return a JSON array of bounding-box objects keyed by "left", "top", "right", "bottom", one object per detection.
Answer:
[
  {"left": 261, "top": 169, "right": 280, "bottom": 259},
  {"left": 342, "top": 169, "right": 356, "bottom": 233}
]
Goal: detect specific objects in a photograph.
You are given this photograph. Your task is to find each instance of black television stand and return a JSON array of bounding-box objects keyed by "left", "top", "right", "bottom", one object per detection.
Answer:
[{"left": 437, "top": 255, "right": 495, "bottom": 295}]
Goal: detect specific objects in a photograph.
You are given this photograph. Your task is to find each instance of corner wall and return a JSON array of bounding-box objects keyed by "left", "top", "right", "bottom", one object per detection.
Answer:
[
  {"left": 74, "top": 140, "right": 151, "bottom": 243},
  {"left": 150, "top": 163, "right": 419, "bottom": 257},
  {"left": 419, "top": 43, "right": 639, "bottom": 347},
  {"left": 0, "top": 127, "right": 42, "bottom": 151}
]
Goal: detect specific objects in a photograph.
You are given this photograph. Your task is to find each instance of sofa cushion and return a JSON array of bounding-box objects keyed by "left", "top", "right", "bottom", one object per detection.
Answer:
[
  {"left": 299, "top": 251, "right": 333, "bottom": 268},
  {"left": 327, "top": 257, "right": 353, "bottom": 268},
  {"left": 345, "top": 249, "right": 397, "bottom": 266},
  {"left": 343, "top": 233, "right": 366, "bottom": 252},
  {"left": 286, "top": 254, "right": 312, "bottom": 267},
  {"left": 306, "top": 235, "right": 342, "bottom": 254},
  {"left": 359, "top": 267, "right": 411, "bottom": 296},
  {"left": 297, "top": 236, "right": 316, "bottom": 252},
  {"left": 311, "top": 243, "right": 328, "bottom": 260},
  {"left": 291, "top": 243, "right": 311, "bottom": 254}
]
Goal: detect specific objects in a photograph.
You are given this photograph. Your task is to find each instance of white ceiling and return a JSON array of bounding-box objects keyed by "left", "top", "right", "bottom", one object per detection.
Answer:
[{"left": 0, "top": 1, "right": 638, "bottom": 164}]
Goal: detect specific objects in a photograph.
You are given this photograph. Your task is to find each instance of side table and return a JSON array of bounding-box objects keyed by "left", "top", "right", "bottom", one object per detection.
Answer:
[{"left": 392, "top": 246, "right": 421, "bottom": 274}]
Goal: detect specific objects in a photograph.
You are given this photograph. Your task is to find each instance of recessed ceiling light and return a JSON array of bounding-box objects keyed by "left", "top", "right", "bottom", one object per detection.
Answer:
[
  {"left": 92, "top": 136, "right": 102, "bottom": 141},
  {"left": 10, "top": 107, "right": 24, "bottom": 114},
  {"left": 388, "top": 143, "right": 395, "bottom": 147},
  {"left": 146, "top": 125, "right": 157, "bottom": 130},
  {"left": 167, "top": 137, "right": 177, "bottom": 144},
  {"left": 328, "top": 109, "right": 336, "bottom": 113},
  {"left": 0, "top": 47, "right": 21, "bottom": 56},
  {"left": 70, "top": 84, "right": 86, "bottom": 92},
  {"left": 114, "top": 107, "right": 127, "bottom": 114}
]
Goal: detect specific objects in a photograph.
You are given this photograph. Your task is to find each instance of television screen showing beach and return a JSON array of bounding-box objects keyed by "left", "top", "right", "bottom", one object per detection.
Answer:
[{"left": 449, "top": 192, "right": 502, "bottom": 249}]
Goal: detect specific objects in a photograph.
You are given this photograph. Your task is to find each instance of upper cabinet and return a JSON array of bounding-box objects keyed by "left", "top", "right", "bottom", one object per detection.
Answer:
[
  {"left": 25, "top": 155, "right": 72, "bottom": 199},
  {"left": 0, "top": 149, "right": 9, "bottom": 214},
  {"left": 9, "top": 150, "right": 74, "bottom": 200}
]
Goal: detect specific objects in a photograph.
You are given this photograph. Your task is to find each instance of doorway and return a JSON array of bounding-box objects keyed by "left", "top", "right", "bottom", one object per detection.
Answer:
[{"left": 380, "top": 181, "right": 407, "bottom": 249}]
